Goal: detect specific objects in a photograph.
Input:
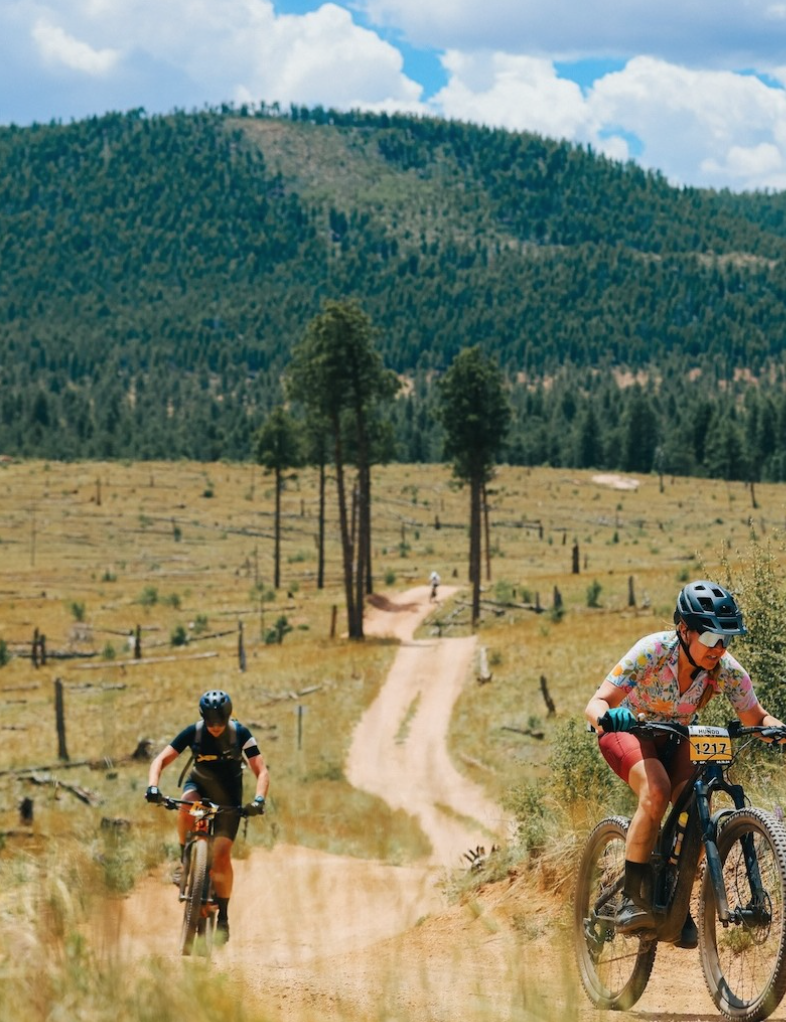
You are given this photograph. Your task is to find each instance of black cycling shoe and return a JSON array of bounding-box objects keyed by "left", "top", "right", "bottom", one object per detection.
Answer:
[
  {"left": 674, "top": 911, "right": 698, "bottom": 949},
  {"left": 615, "top": 897, "right": 656, "bottom": 934}
]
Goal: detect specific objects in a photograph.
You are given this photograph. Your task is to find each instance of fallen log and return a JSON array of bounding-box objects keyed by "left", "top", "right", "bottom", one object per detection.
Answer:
[
  {"left": 27, "top": 773, "right": 103, "bottom": 806},
  {"left": 501, "top": 725, "right": 545, "bottom": 740}
]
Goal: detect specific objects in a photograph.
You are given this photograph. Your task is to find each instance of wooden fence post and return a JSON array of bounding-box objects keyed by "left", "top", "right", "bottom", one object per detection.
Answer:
[
  {"left": 54, "top": 678, "right": 69, "bottom": 762},
  {"left": 238, "top": 621, "right": 247, "bottom": 672},
  {"left": 330, "top": 605, "right": 338, "bottom": 639},
  {"left": 572, "top": 541, "right": 580, "bottom": 574}
]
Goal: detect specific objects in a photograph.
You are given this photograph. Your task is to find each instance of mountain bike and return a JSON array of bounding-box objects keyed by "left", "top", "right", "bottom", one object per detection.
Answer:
[
  {"left": 158, "top": 795, "right": 249, "bottom": 957},
  {"left": 574, "top": 717, "right": 786, "bottom": 1021}
]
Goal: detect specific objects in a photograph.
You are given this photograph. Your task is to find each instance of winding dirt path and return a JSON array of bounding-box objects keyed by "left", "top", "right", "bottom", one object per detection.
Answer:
[{"left": 347, "top": 585, "right": 509, "bottom": 864}]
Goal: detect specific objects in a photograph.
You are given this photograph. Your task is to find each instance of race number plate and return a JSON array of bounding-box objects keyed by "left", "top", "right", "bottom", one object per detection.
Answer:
[{"left": 687, "top": 725, "right": 732, "bottom": 763}]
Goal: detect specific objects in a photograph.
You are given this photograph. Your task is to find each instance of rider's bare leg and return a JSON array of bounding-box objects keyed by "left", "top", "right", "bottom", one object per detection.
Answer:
[{"left": 625, "top": 758, "right": 671, "bottom": 862}]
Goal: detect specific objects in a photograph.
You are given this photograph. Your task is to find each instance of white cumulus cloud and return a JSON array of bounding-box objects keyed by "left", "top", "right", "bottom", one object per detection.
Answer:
[
  {"left": 432, "top": 51, "right": 593, "bottom": 141},
  {"left": 587, "top": 57, "right": 786, "bottom": 189},
  {"left": 360, "top": 0, "right": 786, "bottom": 70},
  {"left": 32, "top": 17, "right": 119, "bottom": 75}
]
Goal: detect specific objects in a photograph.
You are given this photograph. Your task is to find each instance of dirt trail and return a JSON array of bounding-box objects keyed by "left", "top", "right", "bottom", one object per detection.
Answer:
[
  {"left": 347, "top": 584, "right": 509, "bottom": 864},
  {"left": 106, "top": 586, "right": 762, "bottom": 1022}
]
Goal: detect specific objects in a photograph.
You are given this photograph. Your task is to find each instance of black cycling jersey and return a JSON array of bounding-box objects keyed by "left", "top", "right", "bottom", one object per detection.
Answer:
[
  {"left": 170, "top": 721, "right": 261, "bottom": 840},
  {"left": 170, "top": 720, "right": 260, "bottom": 788}
]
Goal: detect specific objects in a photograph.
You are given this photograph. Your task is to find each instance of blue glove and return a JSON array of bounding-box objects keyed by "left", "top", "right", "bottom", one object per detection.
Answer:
[{"left": 603, "top": 707, "right": 636, "bottom": 732}]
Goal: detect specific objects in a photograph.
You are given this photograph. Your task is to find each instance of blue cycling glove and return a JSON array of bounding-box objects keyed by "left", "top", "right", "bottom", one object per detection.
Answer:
[{"left": 604, "top": 707, "right": 636, "bottom": 732}]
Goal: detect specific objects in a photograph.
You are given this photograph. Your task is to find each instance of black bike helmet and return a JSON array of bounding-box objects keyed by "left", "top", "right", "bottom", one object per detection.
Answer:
[
  {"left": 199, "top": 689, "right": 233, "bottom": 725},
  {"left": 673, "top": 580, "right": 747, "bottom": 637}
]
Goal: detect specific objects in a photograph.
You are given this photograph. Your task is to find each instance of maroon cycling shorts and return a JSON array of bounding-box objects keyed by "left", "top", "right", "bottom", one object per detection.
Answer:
[{"left": 598, "top": 730, "right": 694, "bottom": 789}]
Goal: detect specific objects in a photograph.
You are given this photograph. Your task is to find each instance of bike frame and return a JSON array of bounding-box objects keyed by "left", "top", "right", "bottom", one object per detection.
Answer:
[{"left": 618, "top": 721, "right": 777, "bottom": 944}]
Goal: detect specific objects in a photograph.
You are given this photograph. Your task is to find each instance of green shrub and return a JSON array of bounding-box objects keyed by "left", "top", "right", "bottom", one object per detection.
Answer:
[
  {"left": 265, "top": 615, "right": 292, "bottom": 645},
  {"left": 547, "top": 717, "right": 618, "bottom": 812},
  {"left": 503, "top": 782, "right": 548, "bottom": 853},
  {"left": 586, "top": 580, "right": 602, "bottom": 608},
  {"left": 68, "top": 600, "right": 86, "bottom": 622},
  {"left": 170, "top": 625, "right": 188, "bottom": 647}
]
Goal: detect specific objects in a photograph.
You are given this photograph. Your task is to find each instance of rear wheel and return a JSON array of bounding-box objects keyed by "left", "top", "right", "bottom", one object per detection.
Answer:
[
  {"left": 699, "top": 808, "right": 786, "bottom": 1021},
  {"left": 179, "top": 839, "right": 208, "bottom": 956},
  {"left": 574, "top": 815, "right": 657, "bottom": 1010}
]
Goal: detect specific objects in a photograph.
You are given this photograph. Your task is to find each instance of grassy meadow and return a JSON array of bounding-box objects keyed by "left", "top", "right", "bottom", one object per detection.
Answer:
[{"left": 1, "top": 457, "right": 786, "bottom": 1020}]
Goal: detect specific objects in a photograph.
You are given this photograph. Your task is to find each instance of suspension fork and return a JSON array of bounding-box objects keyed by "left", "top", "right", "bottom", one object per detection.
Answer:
[{"left": 695, "top": 766, "right": 748, "bottom": 924}]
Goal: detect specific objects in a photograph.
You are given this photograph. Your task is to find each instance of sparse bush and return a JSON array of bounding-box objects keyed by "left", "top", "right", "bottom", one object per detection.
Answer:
[
  {"left": 586, "top": 580, "right": 602, "bottom": 607},
  {"left": 265, "top": 615, "right": 292, "bottom": 645},
  {"left": 547, "top": 717, "right": 620, "bottom": 814},
  {"left": 68, "top": 600, "right": 86, "bottom": 622},
  {"left": 720, "top": 536, "right": 786, "bottom": 722},
  {"left": 0, "top": 639, "right": 9, "bottom": 667},
  {"left": 191, "top": 614, "right": 209, "bottom": 634},
  {"left": 137, "top": 585, "right": 158, "bottom": 607},
  {"left": 170, "top": 625, "right": 188, "bottom": 647},
  {"left": 504, "top": 782, "right": 548, "bottom": 854}
]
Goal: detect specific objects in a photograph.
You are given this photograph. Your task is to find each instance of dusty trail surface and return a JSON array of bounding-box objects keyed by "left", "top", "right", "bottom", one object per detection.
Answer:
[{"left": 107, "top": 587, "right": 772, "bottom": 1021}]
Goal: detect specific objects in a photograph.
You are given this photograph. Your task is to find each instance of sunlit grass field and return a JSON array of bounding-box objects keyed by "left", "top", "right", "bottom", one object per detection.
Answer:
[{"left": 1, "top": 457, "right": 785, "bottom": 1020}]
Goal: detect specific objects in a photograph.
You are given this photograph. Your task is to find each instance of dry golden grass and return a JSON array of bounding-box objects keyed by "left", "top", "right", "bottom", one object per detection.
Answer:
[
  {"left": 0, "top": 458, "right": 784, "bottom": 1021},
  {"left": 0, "top": 459, "right": 779, "bottom": 804}
]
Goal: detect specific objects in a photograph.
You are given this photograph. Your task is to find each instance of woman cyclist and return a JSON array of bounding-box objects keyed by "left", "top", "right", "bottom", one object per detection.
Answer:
[
  {"left": 584, "top": 579, "right": 785, "bottom": 949},
  {"left": 145, "top": 689, "right": 269, "bottom": 942}
]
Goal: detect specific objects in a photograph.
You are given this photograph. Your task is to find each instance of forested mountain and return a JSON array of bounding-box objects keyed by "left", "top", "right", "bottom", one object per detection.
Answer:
[{"left": 2, "top": 103, "right": 786, "bottom": 478}]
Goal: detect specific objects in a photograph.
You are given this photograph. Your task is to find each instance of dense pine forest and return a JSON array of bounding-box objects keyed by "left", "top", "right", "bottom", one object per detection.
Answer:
[{"left": 3, "top": 103, "right": 786, "bottom": 479}]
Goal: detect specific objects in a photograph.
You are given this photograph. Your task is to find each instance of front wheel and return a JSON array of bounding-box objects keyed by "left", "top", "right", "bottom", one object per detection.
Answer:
[
  {"left": 180, "top": 839, "right": 208, "bottom": 956},
  {"left": 699, "top": 808, "right": 786, "bottom": 1021},
  {"left": 574, "top": 815, "right": 657, "bottom": 1010}
]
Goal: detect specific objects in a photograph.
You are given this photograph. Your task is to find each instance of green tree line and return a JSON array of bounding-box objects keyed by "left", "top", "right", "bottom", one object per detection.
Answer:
[{"left": 3, "top": 105, "right": 786, "bottom": 478}]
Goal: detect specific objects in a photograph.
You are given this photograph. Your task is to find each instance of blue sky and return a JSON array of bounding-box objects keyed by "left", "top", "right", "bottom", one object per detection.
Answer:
[{"left": 1, "top": 0, "right": 786, "bottom": 192}]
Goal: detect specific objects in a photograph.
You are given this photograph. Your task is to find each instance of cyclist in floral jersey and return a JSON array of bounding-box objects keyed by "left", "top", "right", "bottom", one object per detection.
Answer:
[{"left": 584, "top": 580, "right": 785, "bottom": 948}]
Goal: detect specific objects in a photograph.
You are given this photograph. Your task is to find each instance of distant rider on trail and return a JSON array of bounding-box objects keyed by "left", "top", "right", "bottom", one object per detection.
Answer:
[{"left": 145, "top": 689, "right": 269, "bottom": 942}]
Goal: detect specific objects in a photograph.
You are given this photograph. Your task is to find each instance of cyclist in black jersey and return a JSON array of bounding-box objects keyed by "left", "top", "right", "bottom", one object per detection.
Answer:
[{"left": 145, "top": 689, "right": 269, "bottom": 941}]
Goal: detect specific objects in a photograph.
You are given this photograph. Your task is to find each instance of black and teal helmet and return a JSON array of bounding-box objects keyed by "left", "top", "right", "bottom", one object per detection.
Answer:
[{"left": 673, "top": 580, "right": 747, "bottom": 637}]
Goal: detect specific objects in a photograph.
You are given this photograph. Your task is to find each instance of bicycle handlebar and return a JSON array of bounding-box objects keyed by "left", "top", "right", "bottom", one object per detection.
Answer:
[
  {"left": 157, "top": 794, "right": 250, "bottom": 817},
  {"left": 596, "top": 713, "right": 786, "bottom": 744}
]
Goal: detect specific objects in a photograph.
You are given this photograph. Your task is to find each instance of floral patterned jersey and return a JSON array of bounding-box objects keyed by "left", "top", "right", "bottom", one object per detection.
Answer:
[{"left": 603, "top": 630, "right": 758, "bottom": 725}]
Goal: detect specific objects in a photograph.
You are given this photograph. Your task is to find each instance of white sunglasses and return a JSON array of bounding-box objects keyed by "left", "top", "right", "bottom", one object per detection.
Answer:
[{"left": 696, "top": 629, "right": 733, "bottom": 649}]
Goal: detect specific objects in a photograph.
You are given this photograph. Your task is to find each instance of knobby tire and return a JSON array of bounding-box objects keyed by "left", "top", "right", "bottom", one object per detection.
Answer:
[
  {"left": 180, "top": 839, "right": 208, "bottom": 957},
  {"left": 574, "top": 815, "right": 657, "bottom": 1011},
  {"left": 699, "top": 808, "right": 786, "bottom": 1022}
]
